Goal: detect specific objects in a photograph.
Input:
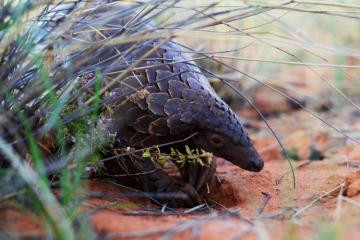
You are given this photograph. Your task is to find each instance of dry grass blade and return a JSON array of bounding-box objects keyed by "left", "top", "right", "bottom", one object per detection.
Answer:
[
  {"left": 0, "top": 137, "right": 74, "bottom": 239},
  {"left": 292, "top": 183, "right": 345, "bottom": 219}
]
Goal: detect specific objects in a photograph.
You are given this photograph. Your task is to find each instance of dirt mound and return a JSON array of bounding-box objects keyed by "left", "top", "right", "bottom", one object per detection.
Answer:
[{"left": 344, "top": 170, "right": 360, "bottom": 197}]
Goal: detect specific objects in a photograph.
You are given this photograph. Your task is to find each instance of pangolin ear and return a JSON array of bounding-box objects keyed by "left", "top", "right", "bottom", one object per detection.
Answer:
[{"left": 208, "top": 132, "right": 225, "bottom": 148}]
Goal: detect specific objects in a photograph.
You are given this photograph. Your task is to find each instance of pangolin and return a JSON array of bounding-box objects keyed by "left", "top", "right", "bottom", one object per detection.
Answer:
[{"left": 5, "top": 2, "right": 264, "bottom": 206}]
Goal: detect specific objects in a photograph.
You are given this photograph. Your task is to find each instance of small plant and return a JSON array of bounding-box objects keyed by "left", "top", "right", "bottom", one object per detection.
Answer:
[{"left": 142, "top": 145, "right": 213, "bottom": 168}]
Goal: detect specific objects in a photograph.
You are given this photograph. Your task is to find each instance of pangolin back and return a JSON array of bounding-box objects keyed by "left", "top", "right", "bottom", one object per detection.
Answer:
[{"left": 54, "top": 2, "right": 264, "bottom": 171}]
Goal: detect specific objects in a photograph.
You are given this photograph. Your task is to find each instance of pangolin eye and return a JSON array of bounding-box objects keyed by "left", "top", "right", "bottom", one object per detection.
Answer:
[{"left": 210, "top": 134, "right": 224, "bottom": 148}]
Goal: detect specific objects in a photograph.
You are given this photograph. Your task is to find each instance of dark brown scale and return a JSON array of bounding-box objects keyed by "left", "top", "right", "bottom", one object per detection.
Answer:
[
  {"left": 127, "top": 107, "right": 144, "bottom": 126},
  {"left": 129, "top": 132, "right": 148, "bottom": 146},
  {"left": 164, "top": 98, "right": 183, "bottom": 116},
  {"left": 133, "top": 115, "right": 157, "bottom": 134},
  {"left": 145, "top": 85, "right": 158, "bottom": 93},
  {"left": 155, "top": 70, "right": 171, "bottom": 92},
  {"left": 136, "top": 97, "right": 148, "bottom": 111},
  {"left": 148, "top": 118, "right": 169, "bottom": 136},
  {"left": 146, "top": 93, "right": 169, "bottom": 116},
  {"left": 168, "top": 80, "right": 188, "bottom": 98},
  {"left": 145, "top": 68, "right": 157, "bottom": 84}
]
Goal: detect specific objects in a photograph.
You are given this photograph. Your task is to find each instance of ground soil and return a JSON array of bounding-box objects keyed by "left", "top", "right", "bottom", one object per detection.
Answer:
[{"left": 1, "top": 109, "right": 360, "bottom": 239}]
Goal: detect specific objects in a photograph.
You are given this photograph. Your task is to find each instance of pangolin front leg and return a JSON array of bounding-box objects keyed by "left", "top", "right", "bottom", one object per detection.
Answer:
[
  {"left": 177, "top": 156, "right": 217, "bottom": 193},
  {"left": 100, "top": 150, "right": 203, "bottom": 207},
  {"left": 135, "top": 156, "right": 203, "bottom": 207}
]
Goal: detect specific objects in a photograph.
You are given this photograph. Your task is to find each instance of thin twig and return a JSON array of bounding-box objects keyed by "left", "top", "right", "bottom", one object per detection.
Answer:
[{"left": 292, "top": 183, "right": 344, "bottom": 219}]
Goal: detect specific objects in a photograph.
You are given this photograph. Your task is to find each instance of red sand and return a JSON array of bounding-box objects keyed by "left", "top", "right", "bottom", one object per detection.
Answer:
[{"left": 2, "top": 110, "right": 360, "bottom": 239}]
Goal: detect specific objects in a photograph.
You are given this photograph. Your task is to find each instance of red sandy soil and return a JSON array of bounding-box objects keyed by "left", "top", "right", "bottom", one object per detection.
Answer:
[{"left": 1, "top": 110, "right": 360, "bottom": 239}]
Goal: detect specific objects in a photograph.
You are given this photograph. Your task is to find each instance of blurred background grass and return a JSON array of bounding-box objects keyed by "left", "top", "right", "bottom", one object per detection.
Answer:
[{"left": 160, "top": 0, "right": 360, "bottom": 102}]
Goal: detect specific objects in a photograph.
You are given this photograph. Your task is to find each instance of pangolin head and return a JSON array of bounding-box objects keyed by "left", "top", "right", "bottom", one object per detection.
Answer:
[
  {"left": 191, "top": 130, "right": 264, "bottom": 172},
  {"left": 178, "top": 87, "right": 264, "bottom": 172}
]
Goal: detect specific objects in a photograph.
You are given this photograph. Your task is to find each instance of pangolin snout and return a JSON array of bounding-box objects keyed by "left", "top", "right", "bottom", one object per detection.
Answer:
[
  {"left": 191, "top": 130, "right": 264, "bottom": 172},
  {"left": 244, "top": 157, "right": 264, "bottom": 172},
  {"left": 221, "top": 143, "right": 264, "bottom": 172},
  {"left": 238, "top": 145, "right": 264, "bottom": 172}
]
